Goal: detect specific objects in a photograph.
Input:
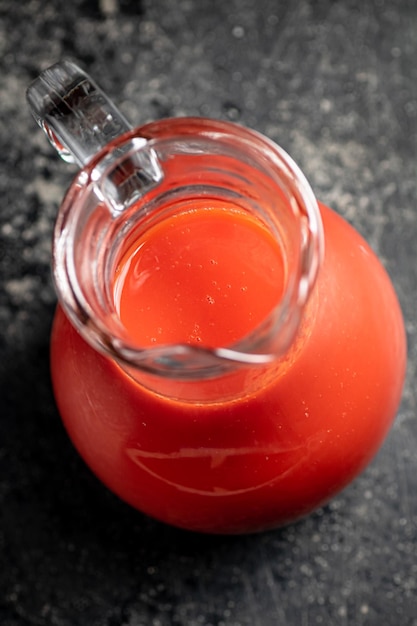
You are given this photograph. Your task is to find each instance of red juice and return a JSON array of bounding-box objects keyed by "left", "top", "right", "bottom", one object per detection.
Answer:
[{"left": 113, "top": 200, "right": 285, "bottom": 349}]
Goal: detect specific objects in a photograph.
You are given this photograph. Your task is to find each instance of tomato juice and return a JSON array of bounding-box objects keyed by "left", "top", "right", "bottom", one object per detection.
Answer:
[
  {"left": 51, "top": 201, "right": 406, "bottom": 533},
  {"left": 114, "top": 200, "right": 285, "bottom": 349}
]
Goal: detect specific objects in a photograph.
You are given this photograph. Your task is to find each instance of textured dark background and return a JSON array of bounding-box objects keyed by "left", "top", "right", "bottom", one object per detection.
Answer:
[{"left": 0, "top": 1, "right": 416, "bottom": 625}]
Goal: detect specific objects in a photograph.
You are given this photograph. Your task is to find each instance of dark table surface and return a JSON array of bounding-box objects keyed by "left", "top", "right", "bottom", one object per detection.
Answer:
[{"left": 1, "top": 1, "right": 416, "bottom": 625}]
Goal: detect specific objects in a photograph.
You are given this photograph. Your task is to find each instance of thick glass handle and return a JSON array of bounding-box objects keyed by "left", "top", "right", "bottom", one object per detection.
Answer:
[
  {"left": 26, "top": 59, "right": 133, "bottom": 166},
  {"left": 26, "top": 60, "right": 163, "bottom": 212}
]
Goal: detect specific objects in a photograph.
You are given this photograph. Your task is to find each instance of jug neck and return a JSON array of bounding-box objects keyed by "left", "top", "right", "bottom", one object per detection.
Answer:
[
  {"left": 52, "top": 118, "right": 323, "bottom": 388},
  {"left": 27, "top": 62, "right": 324, "bottom": 399}
]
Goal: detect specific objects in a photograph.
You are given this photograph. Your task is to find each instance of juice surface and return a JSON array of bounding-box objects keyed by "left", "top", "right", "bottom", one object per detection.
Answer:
[
  {"left": 51, "top": 203, "right": 407, "bottom": 533},
  {"left": 114, "top": 201, "right": 285, "bottom": 348}
]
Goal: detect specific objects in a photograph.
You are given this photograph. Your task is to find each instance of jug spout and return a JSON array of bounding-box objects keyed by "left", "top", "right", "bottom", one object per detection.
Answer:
[{"left": 26, "top": 60, "right": 163, "bottom": 213}]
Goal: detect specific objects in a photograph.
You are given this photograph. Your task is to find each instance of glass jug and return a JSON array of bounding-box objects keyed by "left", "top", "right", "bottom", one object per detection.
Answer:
[{"left": 27, "top": 61, "right": 406, "bottom": 533}]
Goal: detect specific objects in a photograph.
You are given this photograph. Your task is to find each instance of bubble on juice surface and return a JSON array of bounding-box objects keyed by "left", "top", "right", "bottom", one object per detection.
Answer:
[
  {"left": 189, "top": 322, "right": 202, "bottom": 343},
  {"left": 206, "top": 295, "right": 215, "bottom": 304}
]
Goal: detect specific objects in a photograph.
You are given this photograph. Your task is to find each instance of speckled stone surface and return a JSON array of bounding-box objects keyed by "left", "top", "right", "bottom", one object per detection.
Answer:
[{"left": 0, "top": 1, "right": 416, "bottom": 625}]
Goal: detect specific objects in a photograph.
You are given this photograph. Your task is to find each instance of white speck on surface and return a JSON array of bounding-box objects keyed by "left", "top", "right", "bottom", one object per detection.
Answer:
[
  {"left": 5, "top": 276, "right": 41, "bottom": 304},
  {"left": 232, "top": 25, "right": 245, "bottom": 38},
  {"left": 100, "top": 0, "right": 118, "bottom": 16}
]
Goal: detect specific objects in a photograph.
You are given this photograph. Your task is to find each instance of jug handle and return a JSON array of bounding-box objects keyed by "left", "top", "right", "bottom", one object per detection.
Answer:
[{"left": 26, "top": 60, "right": 163, "bottom": 213}]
